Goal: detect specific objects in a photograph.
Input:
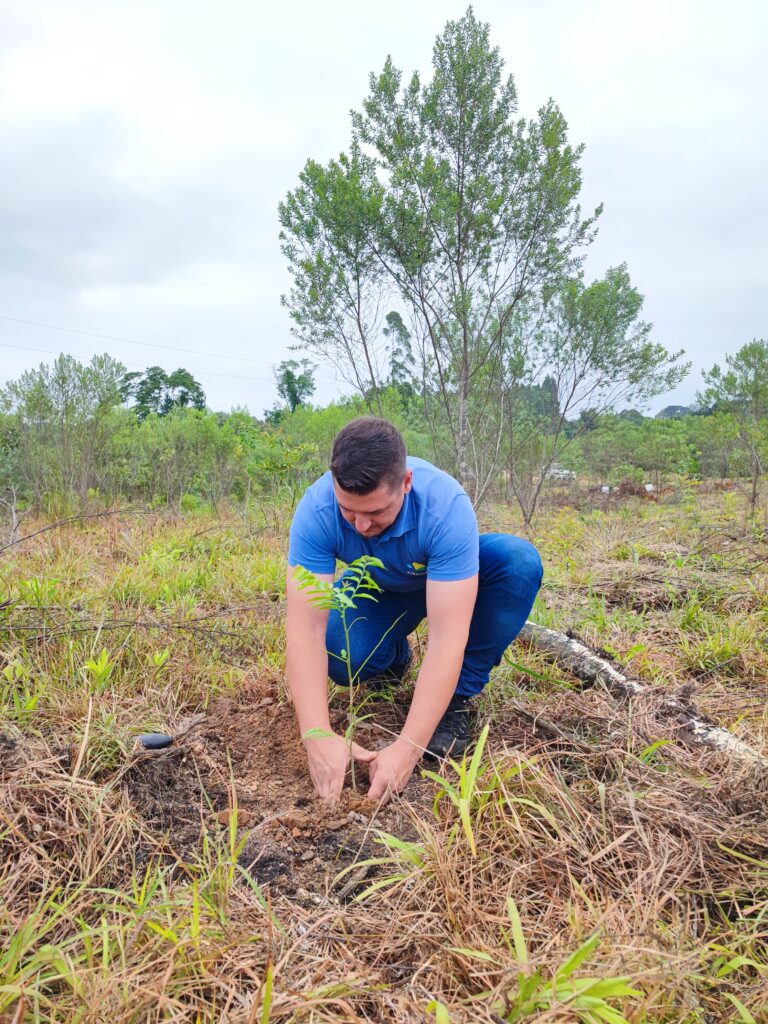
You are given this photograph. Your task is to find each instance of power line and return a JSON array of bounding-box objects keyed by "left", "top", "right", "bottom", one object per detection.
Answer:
[
  {"left": 0, "top": 313, "right": 278, "bottom": 366},
  {"left": 0, "top": 341, "right": 274, "bottom": 382},
  {"left": 0, "top": 340, "right": 338, "bottom": 387}
]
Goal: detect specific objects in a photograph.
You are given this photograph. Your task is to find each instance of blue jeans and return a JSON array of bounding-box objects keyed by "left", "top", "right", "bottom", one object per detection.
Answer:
[{"left": 326, "top": 534, "right": 543, "bottom": 698}]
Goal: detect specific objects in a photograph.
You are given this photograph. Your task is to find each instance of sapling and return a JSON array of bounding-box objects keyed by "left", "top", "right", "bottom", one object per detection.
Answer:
[{"left": 294, "top": 555, "right": 405, "bottom": 790}]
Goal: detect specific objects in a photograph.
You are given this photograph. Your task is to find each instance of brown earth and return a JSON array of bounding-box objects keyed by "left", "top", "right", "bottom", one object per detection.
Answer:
[{"left": 126, "top": 679, "right": 433, "bottom": 901}]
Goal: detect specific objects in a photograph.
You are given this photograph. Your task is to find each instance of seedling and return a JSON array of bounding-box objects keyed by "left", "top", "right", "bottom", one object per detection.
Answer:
[
  {"left": 81, "top": 648, "right": 116, "bottom": 694},
  {"left": 422, "top": 723, "right": 490, "bottom": 856},
  {"left": 295, "top": 556, "right": 404, "bottom": 789},
  {"left": 1, "top": 660, "right": 40, "bottom": 723}
]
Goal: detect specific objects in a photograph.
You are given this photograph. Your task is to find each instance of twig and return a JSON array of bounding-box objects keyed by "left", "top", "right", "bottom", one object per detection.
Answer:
[
  {"left": 0, "top": 506, "right": 155, "bottom": 554},
  {"left": 71, "top": 697, "right": 93, "bottom": 781}
]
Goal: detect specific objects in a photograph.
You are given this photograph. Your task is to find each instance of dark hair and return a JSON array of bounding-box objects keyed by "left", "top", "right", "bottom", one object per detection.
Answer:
[{"left": 330, "top": 417, "right": 407, "bottom": 494}]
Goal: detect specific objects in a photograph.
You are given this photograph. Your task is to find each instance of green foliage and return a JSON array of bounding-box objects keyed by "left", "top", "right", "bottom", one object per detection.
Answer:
[
  {"left": 280, "top": 10, "right": 688, "bottom": 515},
  {"left": 121, "top": 366, "right": 206, "bottom": 421},
  {"left": 1, "top": 659, "right": 42, "bottom": 723},
  {"left": 295, "top": 555, "right": 397, "bottom": 687},
  {"left": 494, "top": 922, "right": 642, "bottom": 1023},
  {"left": 701, "top": 338, "right": 768, "bottom": 511},
  {"left": 422, "top": 723, "right": 491, "bottom": 856},
  {"left": 281, "top": 9, "right": 602, "bottom": 494},
  {"left": 0, "top": 353, "right": 126, "bottom": 510},
  {"left": 82, "top": 648, "right": 116, "bottom": 694},
  {"left": 271, "top": 359, "right": 316, "bottom": 416}
]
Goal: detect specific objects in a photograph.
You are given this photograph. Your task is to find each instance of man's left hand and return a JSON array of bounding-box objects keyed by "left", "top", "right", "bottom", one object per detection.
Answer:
[{"left": 366, "top": 738, "right": 421, "bottom": 803}]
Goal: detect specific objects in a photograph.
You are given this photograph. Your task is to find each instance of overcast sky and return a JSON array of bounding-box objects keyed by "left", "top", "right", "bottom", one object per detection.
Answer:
[{"left": 0, "top": 0, "right": 765, "bottom": 415}]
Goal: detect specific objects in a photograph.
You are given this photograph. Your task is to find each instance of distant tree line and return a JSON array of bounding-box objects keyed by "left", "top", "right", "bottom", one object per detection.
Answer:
[
  {"left": 0, "top": 338, "right": 766, "bottom": 524},
  {"left": 0, "top": 353, "right": 428, "bottom": 517}
]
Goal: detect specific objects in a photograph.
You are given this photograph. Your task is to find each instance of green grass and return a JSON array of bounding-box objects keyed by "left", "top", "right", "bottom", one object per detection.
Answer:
[{"left": 1, "top": 490, "right": 767, "bottom": 1021}]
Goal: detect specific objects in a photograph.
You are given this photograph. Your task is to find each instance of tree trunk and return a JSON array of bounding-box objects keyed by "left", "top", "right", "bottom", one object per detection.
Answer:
[
  {"left": 457, "top": 364, "right": 472, "bottom": 498},
  {"left": 519, "top": 622, "right": 768, "bottom": 768}
]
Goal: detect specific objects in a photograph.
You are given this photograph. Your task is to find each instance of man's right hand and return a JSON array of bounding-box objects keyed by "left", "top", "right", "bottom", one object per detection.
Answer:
[{"left": 303, "top": 732, "right": 376, "bottom": 801}]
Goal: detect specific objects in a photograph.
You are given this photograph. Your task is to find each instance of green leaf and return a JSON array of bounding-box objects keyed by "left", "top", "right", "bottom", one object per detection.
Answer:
[
  {"left": 506, "top": 896, "right": 529, "bottom": 965},
  {"left": 724, "top": 992, "right": 757, "bottom": 1024},
  {"left": 638, "top": 738, "right": 672, "bottom": 762},
  {"left": 260, "top": 961, "right": 274, "bottom": 1024},
  {"left": 426, "top": 999, "right": 451, "bottom": 1024},
  {"left": 716, "top": 954, "right": 765, "bottom": 978},
  {"left": 301, "top": 727, "right": 334, "bottom": 740},
  {"left": 556, "top": 934, "right": 601, "bottom": 981}
]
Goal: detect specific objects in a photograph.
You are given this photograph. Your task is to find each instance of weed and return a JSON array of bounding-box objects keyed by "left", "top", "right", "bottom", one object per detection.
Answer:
[
  {"left": 1, "top": 659, "right": 43, "bottom": 723},
  {"left": 81, "top": 647, "right": 117, "bottom": 694},
  {"left": 422, "top": 723, "right": 491, "bottom": 856}
]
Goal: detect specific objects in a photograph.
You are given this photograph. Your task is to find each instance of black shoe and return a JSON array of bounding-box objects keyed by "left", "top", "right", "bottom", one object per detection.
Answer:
[
  {"left": 364, "top": 654, "right": 413, "bottom": 694},
  {"left": 426, "top": 694, "right": 473, "bottom": 759}
]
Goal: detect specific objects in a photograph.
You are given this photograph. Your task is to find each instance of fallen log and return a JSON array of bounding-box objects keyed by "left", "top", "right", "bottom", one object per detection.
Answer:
[{"left": 519, "top": 621, "right": 768, "bottom": 768}]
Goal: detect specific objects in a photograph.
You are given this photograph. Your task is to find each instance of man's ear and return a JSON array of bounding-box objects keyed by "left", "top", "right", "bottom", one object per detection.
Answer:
[{"left": 403, "top": 468, "right": 414, "bottom": 493}]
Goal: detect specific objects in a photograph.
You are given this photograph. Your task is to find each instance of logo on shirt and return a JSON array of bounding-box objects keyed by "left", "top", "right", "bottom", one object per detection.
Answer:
[{"left": 406, "top": 561, "right": 427, "bottom": 576}]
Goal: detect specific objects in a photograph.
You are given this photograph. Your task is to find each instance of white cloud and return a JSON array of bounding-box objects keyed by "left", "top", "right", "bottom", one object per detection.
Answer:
[{"left": 0, "top": 0, "right": 766, "bottom": 413}]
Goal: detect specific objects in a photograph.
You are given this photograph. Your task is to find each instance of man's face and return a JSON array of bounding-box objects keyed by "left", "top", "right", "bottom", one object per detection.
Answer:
[{"left": 333, "top": 469, "right": 413, "bottom": 538}]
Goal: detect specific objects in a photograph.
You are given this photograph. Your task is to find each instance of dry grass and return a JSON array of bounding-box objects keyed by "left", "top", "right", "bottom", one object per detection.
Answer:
[{"left": 2, "top": 490, "right": 768, "bottom": 1021}]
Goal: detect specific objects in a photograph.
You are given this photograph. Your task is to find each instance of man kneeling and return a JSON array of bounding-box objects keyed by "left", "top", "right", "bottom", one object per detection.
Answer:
[{"left": 286, "top": 417, "right": 543, "bottom": 802}]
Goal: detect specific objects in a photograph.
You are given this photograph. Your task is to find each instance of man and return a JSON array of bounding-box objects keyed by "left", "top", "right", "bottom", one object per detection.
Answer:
[{"left": 286, "top": 417, "right": 543, "bottom": 803}]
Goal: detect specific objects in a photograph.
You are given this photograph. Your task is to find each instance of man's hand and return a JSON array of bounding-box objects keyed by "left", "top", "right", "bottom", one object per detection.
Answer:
[
  {"left": 367, "top": 738, "right": 421, "bottom": 804},
  {"left": 304, "top": 732, "right": 375, "bottom": 801}
]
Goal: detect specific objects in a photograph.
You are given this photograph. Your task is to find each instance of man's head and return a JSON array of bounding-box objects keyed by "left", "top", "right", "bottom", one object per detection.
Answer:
[{"left": 330, "top": 417, "right": 412, "bottom": 537}]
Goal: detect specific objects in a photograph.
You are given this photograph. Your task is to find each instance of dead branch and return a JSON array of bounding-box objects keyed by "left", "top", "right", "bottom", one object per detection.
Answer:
[
  {"left": 0, "top": 506, "right": 156, "bottom": 554},
  {"left": 520, "top": 621, "right": 768, "bottom": 768}
]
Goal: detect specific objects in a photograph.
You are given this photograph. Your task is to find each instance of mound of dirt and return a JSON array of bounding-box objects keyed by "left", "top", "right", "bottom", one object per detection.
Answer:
[{"left": 126, "top": 681, "right": 431, "bottom": 899}]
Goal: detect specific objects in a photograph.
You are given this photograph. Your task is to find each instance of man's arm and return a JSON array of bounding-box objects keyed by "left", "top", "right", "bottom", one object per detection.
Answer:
[
  {"left": 286, "top": 566, "right": 374, "bottom": 800},
  {"left": 367, "top": 574, "right": 478, "bottom": 801}
]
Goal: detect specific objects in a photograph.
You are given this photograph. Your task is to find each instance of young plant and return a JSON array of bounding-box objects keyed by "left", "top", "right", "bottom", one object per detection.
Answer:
[
  {"left": 294, "top": 556, "right": 404, "bottom": 790},
  {"left": 1, "top": 659, "right": 41, "bottom": 723},
  {"left": 422, "top": 723, "right": 490, "bottom": 856},
  {"left": 81, "top": 648, "right": 116, "bottom": 694},
  {"left": 495, "top": 900, "right": 642, "bottom": 1023}
]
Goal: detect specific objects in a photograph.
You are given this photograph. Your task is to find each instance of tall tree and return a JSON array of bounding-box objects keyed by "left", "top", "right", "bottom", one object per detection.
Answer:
[
  {"left": 700, "top": 338, "right": 768, "bottom": 513},
  {"left": 280, "top": 9, "right": 686, "bottom": 507},
  {"left": 281, "top": 9, "right": 599, "bottom": 495},
  {"left": 121, "top": 366, "right": 206, "bottom": 421},
  {"left": 275, "top": 359, "right": 316, "bottom": 413}
]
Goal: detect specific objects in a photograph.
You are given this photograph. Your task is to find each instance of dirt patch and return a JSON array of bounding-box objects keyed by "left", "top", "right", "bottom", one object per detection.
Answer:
[{"left": 126, "top": 680, "right": 432, "bottom": 898}]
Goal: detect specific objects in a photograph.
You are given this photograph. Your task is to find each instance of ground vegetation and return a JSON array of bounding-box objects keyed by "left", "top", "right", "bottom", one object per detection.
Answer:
[{"left": 1, "top": 487, "right": 767, "bottom": 1021}]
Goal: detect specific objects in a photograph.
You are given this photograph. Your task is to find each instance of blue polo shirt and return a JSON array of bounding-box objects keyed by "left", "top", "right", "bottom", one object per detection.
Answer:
[{"left": 288, "top": 457, "right": 479, "bottom": 592}]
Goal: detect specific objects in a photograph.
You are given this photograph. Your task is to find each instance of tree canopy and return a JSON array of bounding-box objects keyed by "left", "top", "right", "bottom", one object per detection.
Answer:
[
  {"left": 279, "top": 7, "right": 687, "bottom": 510},
  {"left": 121, "top": 366, "right": 206, "bottom": 421}
]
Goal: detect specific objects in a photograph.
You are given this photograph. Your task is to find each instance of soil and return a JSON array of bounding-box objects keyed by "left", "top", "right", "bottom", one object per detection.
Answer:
[{"left": 126, "top": 679, "right": 432, "bottom": 901}]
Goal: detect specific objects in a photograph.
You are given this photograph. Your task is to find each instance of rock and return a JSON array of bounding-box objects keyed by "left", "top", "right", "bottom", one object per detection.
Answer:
[{"left": 137, "top": 733, "right": 173, "bottom": 750}]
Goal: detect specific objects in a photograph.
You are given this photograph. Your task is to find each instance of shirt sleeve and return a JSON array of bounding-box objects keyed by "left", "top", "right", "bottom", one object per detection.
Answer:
[
  {"left": 288, "top": 490, "right": 337, "bottom": 574},
  {"left": 425, "top": 493, "right": 479, "bottom": 581}
]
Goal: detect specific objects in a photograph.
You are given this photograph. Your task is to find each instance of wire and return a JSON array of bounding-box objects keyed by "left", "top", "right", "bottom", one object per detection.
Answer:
[
  {"left": 0, "top": 313, "right": 278, "bottom": 365},
  {"left": 0, "top": 341, "right": 275, "bottom": 382},
  {"left": 0, "top": 339, "right": 337, "bottom": 384}
]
